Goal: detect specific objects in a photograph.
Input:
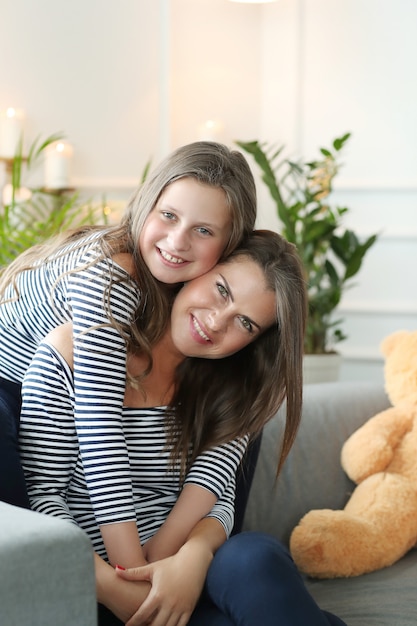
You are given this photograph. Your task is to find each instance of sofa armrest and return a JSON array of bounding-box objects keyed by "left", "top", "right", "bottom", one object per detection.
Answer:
[
  {"left": 0, "top": 502, "right": 97, "bottom": 626},
  {"left": 243, "top": 382, "right": 391, "bottom": 545}
]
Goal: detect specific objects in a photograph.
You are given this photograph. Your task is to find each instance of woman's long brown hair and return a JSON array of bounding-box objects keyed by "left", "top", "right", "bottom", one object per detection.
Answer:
[{"left": 167, "top": 230, "right": 308, "bottom": 479}]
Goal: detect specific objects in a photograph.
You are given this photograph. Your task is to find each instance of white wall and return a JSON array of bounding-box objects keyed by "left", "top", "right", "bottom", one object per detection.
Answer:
[
  {"left": 258, "top": 0, "right": 417, "bottom": 383},
  {"left": 0, "top": 0, "right": 164, "bottom": 195},
  {"left": 168, "top": 0, "right": 262, "bottom": 149},
  {"left": 1, "top": 0, "right": 416, "bottom": 384},
  {"left": 0, "top": 0, "right": 262, "bottom": 201}
]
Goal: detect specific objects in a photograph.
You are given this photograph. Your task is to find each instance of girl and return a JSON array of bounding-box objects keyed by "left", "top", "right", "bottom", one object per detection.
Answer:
[
  {"left": 20, "top": 232, "right": 345, "bottom": 625},
  {"left": 0, "top": 141, "right": 257, "bottom": 568}
]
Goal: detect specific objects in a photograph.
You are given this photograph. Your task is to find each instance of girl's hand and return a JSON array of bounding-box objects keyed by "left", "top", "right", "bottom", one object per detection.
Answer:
[
  {"left": 94, "top": 553, "right": 150, "bottom": 624},
  {"left": 116, "top": 541, "right": 212, "bottom": 626}
]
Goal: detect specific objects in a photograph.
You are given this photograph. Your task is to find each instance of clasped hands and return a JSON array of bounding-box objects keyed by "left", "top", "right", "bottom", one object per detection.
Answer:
[{"left": 110, "top": 538, "right": 212, "bottom": 626}]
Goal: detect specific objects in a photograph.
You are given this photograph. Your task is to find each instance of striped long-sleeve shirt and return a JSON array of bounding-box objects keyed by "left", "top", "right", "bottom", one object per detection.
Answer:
[
  {"left": 0, "top": 232, "right": 143, "bottom": 524},
  {"left": 19, "top": 342, "right": 249, "bottom": 558}
]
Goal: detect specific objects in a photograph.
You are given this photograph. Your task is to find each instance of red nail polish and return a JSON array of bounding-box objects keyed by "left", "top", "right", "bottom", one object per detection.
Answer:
[{"left": 115, "top": 564, "right": 126, "bottom": 570}]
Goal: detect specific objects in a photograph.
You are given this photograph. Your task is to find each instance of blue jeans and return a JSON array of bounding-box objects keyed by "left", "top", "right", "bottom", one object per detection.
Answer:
[
  {"left": 98, "top": 533, "right": 346, "bottom": 626},
  {"left": 0, "top": 377, "right": 29, "bottom": 508},
  {"left": 189, "top": 532, "right": 347, "bottom": 626}
]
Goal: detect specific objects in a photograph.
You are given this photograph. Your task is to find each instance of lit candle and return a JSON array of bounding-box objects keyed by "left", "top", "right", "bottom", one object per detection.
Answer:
[
  {"left": 198, "top": 119, "right": 224, "bottom": 142},
  {"left": 0, "top": 108, "right": 25, "bottom": 158},
  {"left": 44, "top": 141, "right": 73, "bottom": 189},
  {"left": 2, "top": 183, "right": 32, "bottom": 206}
]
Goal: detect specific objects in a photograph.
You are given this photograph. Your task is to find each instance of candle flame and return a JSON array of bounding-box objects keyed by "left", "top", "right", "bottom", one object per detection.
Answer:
[
  {"left": 56, "top": 142, "right": 65, "bottom": 152},
  {"left": 6, "top": 107, "right": 16, "bottom": 118}
]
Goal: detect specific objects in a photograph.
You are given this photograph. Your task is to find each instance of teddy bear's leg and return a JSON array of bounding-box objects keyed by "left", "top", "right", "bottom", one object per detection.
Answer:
[{"left": 289, "top": 472, "right": 417, "bottom": 578}]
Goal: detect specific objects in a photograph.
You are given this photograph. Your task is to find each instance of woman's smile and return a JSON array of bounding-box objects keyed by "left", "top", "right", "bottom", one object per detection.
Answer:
[
  {"left": 191, "top": 315, "right": 211, "bottom": 344},
  {"left": 170, "top": 256, "right": 276, "bottom": 359}
]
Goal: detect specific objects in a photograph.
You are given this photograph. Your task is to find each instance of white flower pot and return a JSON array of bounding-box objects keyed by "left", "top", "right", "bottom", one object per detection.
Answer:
[{"left": 303, "top": 353, "right": 342, "bottom": 384}]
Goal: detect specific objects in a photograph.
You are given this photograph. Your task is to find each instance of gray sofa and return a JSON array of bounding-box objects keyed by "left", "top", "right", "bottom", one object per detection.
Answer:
[
  {"left": 0, "top": 500, "right": 97, "bottom": 625},
  {"left": 244, "top": 381, "right": 417, "bottom": 626},
  {"left": 1, "top": 382, "right": 415, "bottom": 625}
]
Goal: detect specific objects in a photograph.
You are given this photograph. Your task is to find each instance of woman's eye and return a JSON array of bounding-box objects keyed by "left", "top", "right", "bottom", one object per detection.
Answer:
[
  {"left": 239, "top": 316, "right": 253, "bottom": 333},
  {"left": 217, "top": 283, "right": 228, "bottom": 298}
]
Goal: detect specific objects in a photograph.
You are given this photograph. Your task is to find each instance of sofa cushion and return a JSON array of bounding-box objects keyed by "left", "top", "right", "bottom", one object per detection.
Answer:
[
  {"left": 243, "top": 382, "right": 391, "bottom": 545},
  {"left": 307, "top": 548, "right": 417, "bottom": 626}
]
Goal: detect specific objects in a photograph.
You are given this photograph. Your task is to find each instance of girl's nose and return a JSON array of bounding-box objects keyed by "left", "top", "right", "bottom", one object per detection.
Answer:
[{"left": 167, "top": 227, "right": 190, "bottom": 252}]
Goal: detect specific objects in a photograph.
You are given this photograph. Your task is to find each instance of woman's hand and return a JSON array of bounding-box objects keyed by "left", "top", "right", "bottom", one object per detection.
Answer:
[
  {"left": 116, "top": 518, "right": 226, "bottom": 626},
  {"left": 116, "top": 549, "right": 207, "bottom": 626}
]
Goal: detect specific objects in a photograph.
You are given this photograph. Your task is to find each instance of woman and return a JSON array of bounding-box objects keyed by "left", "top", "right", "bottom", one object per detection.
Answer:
[{"left": 20, "top": 231, "right": 346, "bottom": 625}]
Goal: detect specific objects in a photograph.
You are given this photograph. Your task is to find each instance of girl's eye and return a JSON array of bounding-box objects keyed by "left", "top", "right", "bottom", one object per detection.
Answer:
[
  {"left": 162, "top": 211, "right": 176, "bottom": 220},
  {"left": 217, "top": 282, "right": 228, "bottom": 298},
  {"left": 239, "top": 316, "right": 253, "bottom": 334},
  {"left": 195, "top": 226, "right": 212, "bottom": 236}
]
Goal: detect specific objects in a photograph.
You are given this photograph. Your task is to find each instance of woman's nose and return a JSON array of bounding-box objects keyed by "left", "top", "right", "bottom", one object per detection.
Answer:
[
  {"left": 167, "top": 227, "right": 190, "bottom": 252},
  {"left": 206, "top": 310, "right": 226, "bottom": 332}
]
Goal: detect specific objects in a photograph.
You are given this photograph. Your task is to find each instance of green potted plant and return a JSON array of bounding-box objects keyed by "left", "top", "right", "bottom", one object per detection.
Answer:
[{"left": 236, "top": 133, "right": 378, "bottom": 381}]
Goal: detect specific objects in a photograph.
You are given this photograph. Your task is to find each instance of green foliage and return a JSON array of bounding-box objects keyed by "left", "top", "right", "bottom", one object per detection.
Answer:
[
  {"left": 237, "top": 133, "right": 378, "bottom": 354},
  {"left": 0, "top": 190, "right": 104, "bottom": 268},
  {"left": 0, "top": 133, "right": 106, "bottom": 269}
]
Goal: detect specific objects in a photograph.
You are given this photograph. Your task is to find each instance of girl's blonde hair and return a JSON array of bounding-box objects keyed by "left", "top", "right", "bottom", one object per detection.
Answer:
[
  {"left": 0, "top": 142, "right": 257, "bottom": 373},
  {"left": 123, "top": 140, "right": 257, "bottom": 259}
]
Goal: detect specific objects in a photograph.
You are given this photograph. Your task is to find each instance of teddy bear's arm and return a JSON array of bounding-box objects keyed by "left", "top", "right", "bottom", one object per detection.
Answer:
[{"left": 341, "top": 404, "right": 414, "bottom": 483}]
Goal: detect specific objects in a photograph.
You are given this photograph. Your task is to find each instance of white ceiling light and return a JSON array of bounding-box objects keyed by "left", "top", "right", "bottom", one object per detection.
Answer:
[{"left": 228, "top": 0, "right": 277, "bottom": 3}]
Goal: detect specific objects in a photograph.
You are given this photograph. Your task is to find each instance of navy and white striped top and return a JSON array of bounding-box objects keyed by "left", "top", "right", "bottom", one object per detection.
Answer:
[
  {"left": 0, "top": 232, "right": 145, "bottom": 524},
  {"left": 19, "top": 342, "right": 248, "bottom": 559}
]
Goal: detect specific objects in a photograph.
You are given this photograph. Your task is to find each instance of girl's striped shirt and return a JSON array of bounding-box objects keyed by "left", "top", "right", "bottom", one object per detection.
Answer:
[{"left": 1, "top": 232, "right": 146, "bottom": 524}]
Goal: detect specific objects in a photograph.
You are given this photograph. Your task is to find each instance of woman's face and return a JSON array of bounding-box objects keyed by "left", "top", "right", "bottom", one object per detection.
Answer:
[
  {"left": 170, "top": 256, "right": 276, "bottom": 359},
  {"left": 139, "top": 177, "right": 232, "bottom": 284}
]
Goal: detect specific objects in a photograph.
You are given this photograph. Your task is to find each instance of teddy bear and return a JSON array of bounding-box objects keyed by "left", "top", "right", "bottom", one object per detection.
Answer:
[{"left": 289, "top": 329, "right": 417, "bottom": 578}]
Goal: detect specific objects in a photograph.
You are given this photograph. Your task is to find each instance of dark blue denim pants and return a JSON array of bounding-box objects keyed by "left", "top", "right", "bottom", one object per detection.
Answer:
[
  {"left": 189, "top": 532, "right": 347, "bottom": 626},
  {"left": 99, "top": 533, "right": 346, "bottom": 626},
  {"left": 0, "top": 377, "right": 29, "bottom": 508}
]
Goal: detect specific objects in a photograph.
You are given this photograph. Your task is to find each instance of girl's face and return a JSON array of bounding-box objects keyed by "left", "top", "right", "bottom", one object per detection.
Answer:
[
  {"left": 170, "top": 256, "right": 276, "bottom": 359},
  {"left": 139, "top": 177, "right": 232, "bottom": 284}
]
